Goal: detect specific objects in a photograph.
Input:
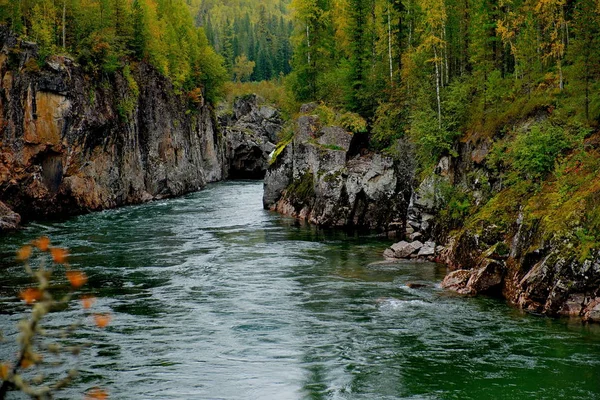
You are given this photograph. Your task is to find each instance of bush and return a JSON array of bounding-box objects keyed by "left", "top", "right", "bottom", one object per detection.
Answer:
[
  {"left": 0, "top": 237, "right": 110, "bottom": 399},
  {"left": 509, "top": 123, "right": 571, "bottom": 180}
]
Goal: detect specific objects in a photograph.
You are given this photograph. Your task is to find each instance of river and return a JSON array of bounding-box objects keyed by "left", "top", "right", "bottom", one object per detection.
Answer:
[{"left": 1, "top": 181, "right": 599, "bottom": 399}]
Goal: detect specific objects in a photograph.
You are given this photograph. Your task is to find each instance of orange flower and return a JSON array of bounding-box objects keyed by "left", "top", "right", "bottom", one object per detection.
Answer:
[
  {"left": 94, "top": 313, "right": 112, "bottom": 328},
  {"left": 34, "top": 236, "right": 50, "bottom": 252},
  {"left": 0, "top": 363, "right": 10, "bottom": 380},
  {"left": 66, "top": 270, "right": 87, "bottom": 288},
  {"left": 20, "top": 288, "right": 41, "bottom": 304},
  {"left": 50, "top": 247, "right": 68, "bottom": 264},
  {"left": 85, "top": 388, "right": 108, "bottom": 400},
  {"left": 81, "top": 295, "right": 96, "bottom": 309},
  {"left": 16, "top": 246, "right": 32, "bottom": 261}
]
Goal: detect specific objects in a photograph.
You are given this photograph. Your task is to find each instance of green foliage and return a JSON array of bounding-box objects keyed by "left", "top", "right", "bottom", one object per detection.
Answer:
[
  {"left": 0, "top": 0, "right": 227, "bottom": 105},
  {"left": 223, "top": 79, "right": 298, "bottom": 118},
  {"left": 286, "top": 171, "right": 315, "bottom": 205},
  {"left": 196, "top": 1, "right": 293, "bottom": 81},
  {"left": 117, "top": 96, "right": 137, "bottom": 122},
  {"left": 307, "top": 104, "right": 366, "bottom": 134},
  {"left": 427, "top": 178, "right": 473, "bottom": 229},
  {"left": 123, "top": 64, "right": 140, "bottom": 97}
]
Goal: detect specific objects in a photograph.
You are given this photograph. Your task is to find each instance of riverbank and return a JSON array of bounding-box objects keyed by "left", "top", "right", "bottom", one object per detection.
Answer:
[{"left": 263, "top": 103, "right": 600, "bottom": 324}]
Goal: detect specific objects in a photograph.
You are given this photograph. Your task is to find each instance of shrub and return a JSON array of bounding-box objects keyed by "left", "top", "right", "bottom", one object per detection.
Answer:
[
  {"left": 0, "top": 237, "right": 110, "bottom": 399},
  {"left": 509, "top": 123, "right": 571, "bottom": 180}
]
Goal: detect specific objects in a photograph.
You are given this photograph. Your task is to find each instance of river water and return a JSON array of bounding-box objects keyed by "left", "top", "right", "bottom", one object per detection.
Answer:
[{"left": 0, "top": 181, "right": 599, "bottom": 399}]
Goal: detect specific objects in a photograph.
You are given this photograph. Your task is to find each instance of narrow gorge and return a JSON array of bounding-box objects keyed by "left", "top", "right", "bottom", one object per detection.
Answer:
[{"left": 0, "top": 28, "right": 280, "bottom": 230}]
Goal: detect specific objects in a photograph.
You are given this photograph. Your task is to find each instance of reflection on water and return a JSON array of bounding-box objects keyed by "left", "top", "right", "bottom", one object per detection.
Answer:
[{"left": 1, "top": 181, "right": 599, "bottom": 399}]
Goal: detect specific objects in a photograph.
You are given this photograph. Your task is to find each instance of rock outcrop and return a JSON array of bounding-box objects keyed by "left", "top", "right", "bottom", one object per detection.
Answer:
[
  {"left": 409, "top": 124, "right": 600, "bottom": 322},
  {"left": 218, "top": 94, "right": 281, "bottom": 179},
  {"left": 263, "top": 108, "right": 411, "bottom": 230},
  {"left": 0, "top": 27, "right": 226, "bottom": 224}
]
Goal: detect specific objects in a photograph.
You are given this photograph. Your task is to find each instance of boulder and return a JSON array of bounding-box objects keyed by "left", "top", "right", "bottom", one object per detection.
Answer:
[
  {"left": 442, "top": 269, "right": 473, "bottom": 294},
  {"left": 418, "top": 242, "right": 436, "bottom": 257},
  {"left": 586, "top": 302, "right": 600, "bottom": 323},
  {"left": 409, "top": 232, "right": 423, "bottom": 241},
  {"left": 466, "top": 258, "right": 504, "bottom": 294},
  {"left": 221, "top": 95, "right": 283, "bottom": 179},
  {"left": 0, "top": 201, "right": 20, "bottom": 232},
  {"left": 383, "top": 248, "right": 396, "bottom": 259},
  {"left": 263, "top": 111, "right": 411, "bottom": 230},
  {"left": 560, "top": 294, "right": 586, "bottom": 317}
]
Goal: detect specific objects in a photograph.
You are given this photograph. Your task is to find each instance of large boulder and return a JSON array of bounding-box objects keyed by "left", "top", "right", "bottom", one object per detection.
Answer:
[
  {"left": 219, "top": 94, "right": 283, "bottom": 179},
  {"left": 0, "top": 201, "right": 20, "bottom": 232},
  {"left": 263, "top": 106, "right": 412, "bottom": 230}
]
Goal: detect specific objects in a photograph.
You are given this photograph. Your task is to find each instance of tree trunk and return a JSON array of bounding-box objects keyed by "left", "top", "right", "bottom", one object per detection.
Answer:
[
  {"left": 387, "top": 5, "right": 393, "bottom": 85},
  {"left": 62, "top": 0, "right": 66, "bottom": 50},
  {"left": 306, "top": 24, "right": 311, "bottom": 65},
  {"left": 433, "top": 46, "right": 442, "bottom": 129}
]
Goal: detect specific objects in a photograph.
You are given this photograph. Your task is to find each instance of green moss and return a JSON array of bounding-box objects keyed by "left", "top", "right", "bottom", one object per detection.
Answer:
[
  {"left": 323, "top": 169, "right": 344, "bottom": 183},
  {"left": 286, "top": 172, "right": 315, "bottom": 205},
  {"left": 117, "top": 97, "right": 137, "bottom": 122}
]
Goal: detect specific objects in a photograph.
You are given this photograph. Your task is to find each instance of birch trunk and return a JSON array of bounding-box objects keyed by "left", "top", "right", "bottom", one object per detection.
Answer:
[
  {"left": 387, "top": 5, "right": 393, "bottom": 85},
  {"left": 433, "top": 46, "right": 442, "bottom": 129}
]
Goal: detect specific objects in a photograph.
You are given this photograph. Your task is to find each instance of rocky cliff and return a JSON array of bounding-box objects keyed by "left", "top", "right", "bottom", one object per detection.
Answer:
[
  {"left": 263, "top": 105, "right": 412, "bottom": 230},
  {"left": 266, "top": 102, "right": 600, "bottom": 322},
  {"left": 383, "top": 120, "right": 600, "bottom": 323},
  {"left": 218, "top": 94, "right": 281, "bottom": 179},
  {"left": 0, "top": 28, "right": 226, "bottom": 230}
]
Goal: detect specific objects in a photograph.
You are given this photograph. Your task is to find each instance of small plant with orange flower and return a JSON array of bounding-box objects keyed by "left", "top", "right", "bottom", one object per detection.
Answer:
[{"left": 0, "top": 237, "right": 111, "bottom": 399}]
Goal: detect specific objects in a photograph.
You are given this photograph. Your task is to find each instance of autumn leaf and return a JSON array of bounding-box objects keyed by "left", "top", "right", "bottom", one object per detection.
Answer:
[
  {"left": 20, "top": 288, "right": 41, "bottom": 304},
  {"left": 94, "top": 314, "right": 112, "bottom": 328},
  {"left": 85, "top": 387, "right": 109, "bottom": 400},
  {"left": 66, "top": 271, "right": 87, "bottom": 288},
  {"left": 81, "top": 295, "right": 96, "bottom": 309},
  {"left": 16, "top": 246, "right": 32, "bottom": 261},
  {"left": 34, "top": 236, "right": 50, "bottom": 252},
  {"left": 0, "top": 363, "right": 10, "bottom": 380},
  {"left": 20, "top": 358, "right": 33, "bottom": 369},
  {"left": 50, "top": 248, "right": 69, "bottom": 264}
]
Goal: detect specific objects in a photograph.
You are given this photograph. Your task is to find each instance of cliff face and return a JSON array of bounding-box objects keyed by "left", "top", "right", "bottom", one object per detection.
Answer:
[
  {"left": 263, "top": 107, "right": 412, "bottom": 230},
  {"left": 266, "top": 101, "right": 600, "bottom": 322},
  {"left": 218, "top": 94, "right": 281, "bottom": 179},
  {"left": 0, "top": 28, "right": 225, "bottom": 227},
  {"left": 397, "top": 123, "right": 600, "bottom": 323}
]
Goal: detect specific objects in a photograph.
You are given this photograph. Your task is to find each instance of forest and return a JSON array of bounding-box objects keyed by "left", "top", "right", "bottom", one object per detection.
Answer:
[
  {"left": 286, "top": 0, "right": 599, "bottom": 154},
  {"left": 0, "top": 0, "right": 228, "bottom": 102},
  {"left": 196, "top": 0, "right": 293, "bottom": 81}
]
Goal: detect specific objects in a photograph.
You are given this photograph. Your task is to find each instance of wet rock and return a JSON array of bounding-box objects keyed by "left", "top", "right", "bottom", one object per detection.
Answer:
[
  {"left": 583, "top": 300, "right": 600, "bottom": 322},
  {"left": 560, "top": 294, "right": 586, "bottom": 317},
  {"left": 418, "top": 241, "right": 436, "bottom": 257},
  {"left": 263, "top": 112, "right": 411, "bottom": 230},
  {"left": 0, "top": 201, "right": 20, "bottom": 232},
  {"left": 383, "top": 248, "right": 396, "bottom": 259},
  {"left": 466, "top": 258, "right": 504, "bottom": 294},
  {"left": 442, "top": 270, "right": 474, "bottom": 295},
  {"left": 406, "top": 282, "right": 429, "bottom": 289}
]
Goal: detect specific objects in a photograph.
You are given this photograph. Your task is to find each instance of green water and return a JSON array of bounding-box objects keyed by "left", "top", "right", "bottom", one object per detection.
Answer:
[{"left": 1, "top": 181, "right": 599, "bottom": 399}]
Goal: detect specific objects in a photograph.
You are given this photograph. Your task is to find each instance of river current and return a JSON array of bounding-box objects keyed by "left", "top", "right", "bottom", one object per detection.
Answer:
[{"left": 1, "top": 181, "right": 599, "bottom": 399}]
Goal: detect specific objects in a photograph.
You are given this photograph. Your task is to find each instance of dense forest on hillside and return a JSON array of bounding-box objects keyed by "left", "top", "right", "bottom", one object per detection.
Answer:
[
  {"left": 0, "top": 0, "right": 227, "bottom": 102},
  {"left": 288, "top": 0, "right": 599, "bottom": 154},
  {"left": 286, "top": 0, "right": 600, "bottom": 259},
  {"left": 195, "top": 0, "right": 293, "bottom": 82}
]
